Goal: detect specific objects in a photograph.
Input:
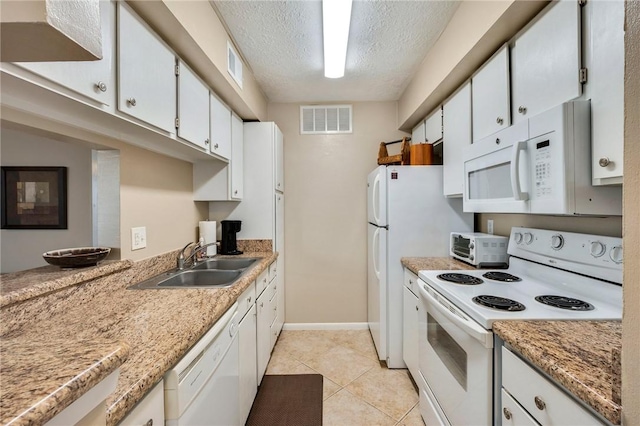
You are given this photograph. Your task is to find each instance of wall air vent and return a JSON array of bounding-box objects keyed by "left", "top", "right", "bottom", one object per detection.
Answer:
[
  {"left": 300, "top": 105, "right": 352, "bottom": 134},
  {"left": 227, "top": 41, "right": 243, "bottom": 89}
]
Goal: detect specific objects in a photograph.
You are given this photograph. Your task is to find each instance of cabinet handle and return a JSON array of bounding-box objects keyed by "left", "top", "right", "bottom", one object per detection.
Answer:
[
  {"left": 534, "top": 396, "right": 546, "bottom": 410},
  {"left": 496, "top": 117, "right": 504, "bottom": 125},
  {"left": 127, "top": 98, "right": 137, "bottom": 107},
  {"left": 599, "top": 157, "right": 611, "bottom": 167},
  {"left": 205, "top": 138, "right": 210, "bottom": 145},
  {"left": 503, "top": 408, "right": 512, "bottom": 420},
  {"left": 518, "top": 105, "right": 527, "bottom": 114},
  {"left": 495, "top": 138, "right": 500, "bottom": 145},
  {"left": 144, "top": 420, "right": 153, "bottom": 426},
  {"left": 234, "top": 190, "right": 238, "bottom": 195},
  {"left": 415, "top": 305, "right": 419, "bottom": 311},
  {"left": 214, "top": 143, "right": 219, "bottom": 149},
  {"left": 247, "top": 296, "right": 252, "bottom": 304},
  {"left": 260, "top": 302, "right": 264, "bottom": 308},
  {"left": 95, "top": 81, "right": 107, "bottom": 92}
]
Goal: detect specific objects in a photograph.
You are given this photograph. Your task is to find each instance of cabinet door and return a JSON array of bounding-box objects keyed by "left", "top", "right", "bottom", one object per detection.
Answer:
[
  {"left": 424, "top": 108, "right": 443, "bottom": 143},
  {"left": 238, "top": 306, "right": 257, "bottom": 425},
  {"left": 256, "top": 284, "right": 272, "bottom": 384},
  {"left": 412, "top": 121, "right": 426, "bottom": 144},
  {"left": 587, "top": 0, "right": 624, "bottom": 184},
  {"left": 443, "top": 82, "right": 472, "bottom": 197},
  {"left": 177, "top": 60, "right": 210, "bottom": 149},
  {"left": 15, "top": 0, "right": 114, "bottom": 106},
  {"left": 118, "top": 380, "right": 164, "bottom": 426},
  {"left": 274, "top": 125, "right": 284, "bottom": 193},
  {"left": 117, "top": 3, "right": 176, "bottom": 133},
  {"left": 472, "top": 45, "right": 510, "bottom": 142},
  {"left": 210, "top": 94, "right": 232, "bottom": 160},
  {"left": 511, "top": 0, "right": 582, "bottom": 124},
  {"left": 402, "top": 286, "right": 419, "bottom": 384},
  {"left": 231, "top": 113, "right": 244, "bottom": 199}
]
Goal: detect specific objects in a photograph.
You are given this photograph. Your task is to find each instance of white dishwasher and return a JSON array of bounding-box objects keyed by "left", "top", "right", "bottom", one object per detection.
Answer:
[{"left": 164, "top": 303, "right": 239, "bottom": 426}]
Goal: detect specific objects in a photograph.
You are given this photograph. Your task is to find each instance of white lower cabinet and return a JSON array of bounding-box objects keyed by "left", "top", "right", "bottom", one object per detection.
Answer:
[
  {"left": 501, "top": 389, "right": 539, "bottom": 426},
  {"left": 501, "top": 346, "right": 603, "bottom": 425},
  {"left": 256, "top": 280, "right": 273, "bottom": 384},
  {"left": 117, "top": 379, "right": 164, "bottom": 426},
  {"left": 238, "top": 304, "right": 258, "bottom": 424},
  {"left": 402, "top": 270, "right": 420, "bottom": 386}
]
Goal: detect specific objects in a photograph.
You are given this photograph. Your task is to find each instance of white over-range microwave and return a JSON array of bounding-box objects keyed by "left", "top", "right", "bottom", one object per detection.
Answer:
[{"left": 463, "top": 101, "right": 622, "bottom": 215}]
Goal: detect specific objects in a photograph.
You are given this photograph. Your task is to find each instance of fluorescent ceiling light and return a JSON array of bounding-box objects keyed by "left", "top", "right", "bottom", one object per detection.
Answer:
[{"left": 322, "top": 0, "right": 353, "bottom": 79}]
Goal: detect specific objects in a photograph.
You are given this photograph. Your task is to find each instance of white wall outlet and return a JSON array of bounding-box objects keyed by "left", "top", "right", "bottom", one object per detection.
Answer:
[
  {"left": 487, "top": 219, "right": 494, "bottom": 235},
  {"left": 131, "top": 226, "right": 147, "bottom": 250}
]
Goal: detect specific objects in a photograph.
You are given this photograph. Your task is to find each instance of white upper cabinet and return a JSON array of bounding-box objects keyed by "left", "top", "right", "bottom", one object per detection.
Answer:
[
  {"left": 177, "top": 60, "right": 210, "bottom": 150},
  {"left": 424, "top": 107, "right": 443, "bottom": 143},
  {"left": 117, "top": 2, "right": 176, "bottom": 133},
  {"left": 472, "top": 45, "right": 511, "bottom": 142},
  {"left": 585, "top": 0, "right": 624, "bottom": 185},
  {"left": 14, "top": 0, "right": 115, "bottom": 106},
  {"left": 275, "top": 125, "right": 284, "bottom": 193},
  {"left": 511, "top": 0, "right": 582, "bottom": 124},
  {"left": 443, "top": 81, "right": 472, "bottom": 197},
  {"left": 412, "top": 121, "right": 425, "bottom": 144},
  {"left": 231, "top": 113, "right": 244, "bottom": 200},
  {"left": 210, "top": 94, "right": 232, "bottom": 160}
]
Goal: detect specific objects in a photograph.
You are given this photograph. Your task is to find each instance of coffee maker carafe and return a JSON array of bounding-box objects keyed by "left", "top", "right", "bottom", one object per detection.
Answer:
[{"left": 220, "top": 220, "right": 243, "bottom": 255}]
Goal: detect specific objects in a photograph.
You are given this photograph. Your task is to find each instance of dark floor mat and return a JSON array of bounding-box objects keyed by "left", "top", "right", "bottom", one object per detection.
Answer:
[{"left": 246, "top": 374, "right": 323, "bottom": 426}]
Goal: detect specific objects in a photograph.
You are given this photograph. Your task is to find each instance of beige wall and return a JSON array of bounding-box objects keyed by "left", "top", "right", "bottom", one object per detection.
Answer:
[
  {"left": 397, "top": 0, "right": 547, "bottom": 130},
  {"left": 268, "top": 101, "right": 407, "bottom": 324},
  {"left": 622, "top": 0, "right": 639, "bottom": 422},
  {"left": 477, "top": 214, "right": 622, "bottom": 238}
]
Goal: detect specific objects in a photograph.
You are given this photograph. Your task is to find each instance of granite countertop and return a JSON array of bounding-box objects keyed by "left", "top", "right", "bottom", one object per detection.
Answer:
[
  {"left": 1, "top": 249, "right": 277, "bottom": 425},
  {"left": 401, "top": 257, "right": 475, "bottom": 274},
  {"left": 493, "top": 320, "right": 622, "bottom": 425}
]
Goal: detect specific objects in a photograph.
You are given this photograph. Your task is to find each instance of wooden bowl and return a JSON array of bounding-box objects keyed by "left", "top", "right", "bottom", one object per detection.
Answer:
[{"left": 43, "top": 247, "right": 111, "bottom": 268}]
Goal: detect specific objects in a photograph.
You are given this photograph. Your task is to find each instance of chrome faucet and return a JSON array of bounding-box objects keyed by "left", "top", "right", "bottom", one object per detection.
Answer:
[{"left": 176, "top": 241, "right": 218, "bottom": 270}]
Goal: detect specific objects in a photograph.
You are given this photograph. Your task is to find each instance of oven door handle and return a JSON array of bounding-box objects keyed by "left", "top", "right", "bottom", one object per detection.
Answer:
[{"left": 419, "top": 284, "right": 493, "bottom": 349}]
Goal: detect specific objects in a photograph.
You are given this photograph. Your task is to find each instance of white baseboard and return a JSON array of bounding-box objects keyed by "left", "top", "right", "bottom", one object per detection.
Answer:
[{"left": 283, "top": 322, "right": 369, "bottom": 331}]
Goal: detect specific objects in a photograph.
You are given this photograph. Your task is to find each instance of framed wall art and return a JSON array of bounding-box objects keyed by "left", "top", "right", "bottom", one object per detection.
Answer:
[{"left": 1, "top": 166, "right": 68, "bottom": 229}]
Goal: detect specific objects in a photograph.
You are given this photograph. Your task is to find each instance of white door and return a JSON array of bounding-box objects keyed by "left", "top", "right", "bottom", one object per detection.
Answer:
[
  {"left": 402, "top": 286, "right": 419, "bottom": 383},
  {"left": 231, "top": 114, "right": 244, "bottom": 199},
  {"left": 472, "top": 45, "right": 511, "bottom": 142},
  {"left": 238, "top": 306, "right": 257, "bottom": 425},
  {"left": 117, "top": 2, "right": 176, "bottom": 133},
  {"left": 367, "top": 223, "right": 387, "bottom": 362},
  {"left": 511, "top": 0, "right": 582, "bottom": 124},
  {"left": 366, "top": 166, "right": 387, "bottom": 226},
  {"left": 210, "top": 94, "right": 232, "bottom": 160},
  {"left": 256, "top": 286, "right": 271, "bottom": 384},
  {"left": 424, "top": 107, "right": 443, "bottom": 143},
  {"left": 177, "top": 60, "right": 210, "bottom": 149},
  {"left": 275, "top": 125, "right": 284, "bottom": 193},
  {"left": 443, "top": 81, "right": 472, "bottom": 197},
  {"left": 275, "top": 192, "right": 285, "bottom": 333}
]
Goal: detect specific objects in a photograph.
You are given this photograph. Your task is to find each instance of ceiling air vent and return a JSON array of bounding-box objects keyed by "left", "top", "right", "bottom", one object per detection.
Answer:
[
  {"left": 227, "top": 41, "right": 243, "bottom": 89},
  {"left": 300, "top": 105, "right": 352, "bottom": 134}
]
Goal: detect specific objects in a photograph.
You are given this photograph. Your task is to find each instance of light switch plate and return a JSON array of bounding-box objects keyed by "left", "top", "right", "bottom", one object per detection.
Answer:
[{"left": 131, "top": 226, "right": 147, "bottom": 250}]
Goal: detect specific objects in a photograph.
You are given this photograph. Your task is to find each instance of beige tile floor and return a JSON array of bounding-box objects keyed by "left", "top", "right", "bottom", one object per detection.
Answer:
[{"left": 265, "top": 329, "right": 425, "bottom": 426}]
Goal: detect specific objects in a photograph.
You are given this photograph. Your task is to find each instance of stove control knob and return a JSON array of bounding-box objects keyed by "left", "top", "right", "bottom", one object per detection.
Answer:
[
  {"left": 469, "top": 243, "right": 475, "bottom": 250},
  {"left": 590, "top": 241, "right": 606, "bottom": 257},
  {"left": 524, "top": 232, "right": 534, "bottom": 245},
  {"left": 610, "top": 246, "right": 623, "bottom": 264},
  {"left": 514, "top": 232, "right": 523, "bottom": 244},
  {"left": 469, "top": 254, "right": 474, "bottom": 261},
  {"left": 551, "top": 234, "right": 564, "bottom": 250}
]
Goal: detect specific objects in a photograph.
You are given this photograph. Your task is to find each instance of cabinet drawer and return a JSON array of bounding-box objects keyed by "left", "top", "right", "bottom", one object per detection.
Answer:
[
  {"left": 501, "top": 347, "right": 602, "bottom": 425},
  {"left": 256, "top": 269, "right": 269, "bottom": 297},
  {"left": 501, "top": 389, "right": 538, "bottom": 426},
  {"left": 268, "top": 260, "right": 277, "bottom": 283},
  {"left": 237, "top": 281, "right": 256, "bottom": 319},
  {"left": 404, "top": 269, "right": 418, "bottom": 295},
  {"left": 118, "top": 380, "right": 164, "bottom": 426}
]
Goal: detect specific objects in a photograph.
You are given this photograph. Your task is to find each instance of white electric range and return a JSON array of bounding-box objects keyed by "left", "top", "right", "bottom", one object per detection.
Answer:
[{"left": 416, "top": 227, "right": 623, "bottom": 426}]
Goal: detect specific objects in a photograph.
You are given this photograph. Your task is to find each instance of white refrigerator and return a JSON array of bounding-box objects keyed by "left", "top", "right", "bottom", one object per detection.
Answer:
[{"left": 367, "top": 165, "right": 473, "bottom": 367}]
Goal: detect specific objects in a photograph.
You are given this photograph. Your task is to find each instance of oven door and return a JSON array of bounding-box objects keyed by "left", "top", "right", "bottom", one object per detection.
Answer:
[
  {"left": 418, "top": 281, "right": 493, "bottom": 426},
  {"left": 463, "top": 120, "right": 530, "bottom": 213}
]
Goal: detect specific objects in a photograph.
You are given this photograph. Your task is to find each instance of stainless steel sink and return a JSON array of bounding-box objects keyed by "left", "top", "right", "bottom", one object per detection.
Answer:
[
  {"left": 128, "top": 257, "right": 260, "bottom": 290},
  {"left": 192, "top": 257, "right": 258, "bottom": 271}
]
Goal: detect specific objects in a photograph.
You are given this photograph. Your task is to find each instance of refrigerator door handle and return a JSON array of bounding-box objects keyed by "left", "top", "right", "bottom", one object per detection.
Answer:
[
  {"left": 372, "top": 174, "right": 381, "bottom": 224},
  {"left": 373, "top": 227, "right": 380, "bottom": 278}
]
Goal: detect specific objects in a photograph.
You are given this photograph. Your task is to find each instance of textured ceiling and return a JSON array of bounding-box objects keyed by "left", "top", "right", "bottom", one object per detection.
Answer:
[{"left": 212, "top": 0, "right": 461, "bottom": 103}]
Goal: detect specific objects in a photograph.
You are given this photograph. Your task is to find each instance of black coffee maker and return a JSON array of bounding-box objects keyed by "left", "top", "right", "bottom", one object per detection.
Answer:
[{"left": 220, "top": 220, "right": 243, "bottom": 255}]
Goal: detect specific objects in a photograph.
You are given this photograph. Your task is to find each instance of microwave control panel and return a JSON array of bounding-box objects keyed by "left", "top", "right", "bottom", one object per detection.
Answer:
[{"left": 534, "top": 139, "right": 552, "bottom": 198}]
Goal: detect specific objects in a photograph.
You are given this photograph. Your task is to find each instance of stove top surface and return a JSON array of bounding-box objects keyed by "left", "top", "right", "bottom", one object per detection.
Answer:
[{"left": 418, "top": 257, "right": 622, "bottom": 329}]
